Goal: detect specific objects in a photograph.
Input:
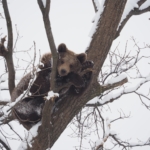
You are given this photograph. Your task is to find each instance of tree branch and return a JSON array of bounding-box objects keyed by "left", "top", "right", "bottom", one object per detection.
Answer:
[
  {"left": 37, "top": 0, "right": 58, "bottom": 91},
  {"left": 0, "top": 138, "right": 10, "bottom": 150},
  {"left": 0, "top": 36, "right": 8, "bottom": 56},
  {"left": 92, "top": 0, "right": 98, "bottom": 13},
  {"left": 115, "top": 0, "right": 150, "bottom": 38},
  {"left": 101, "top": 77, "right": 128, "bottom": 92},
  {"left": 2, "top": 0, "right": 15, "bottom": 95}
]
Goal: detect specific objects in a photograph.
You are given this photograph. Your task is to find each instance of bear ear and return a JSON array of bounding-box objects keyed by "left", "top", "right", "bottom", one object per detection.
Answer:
[
  {"left": 58, "top": 43, "right": 67, "bottom": 53},
  {"left": 76, "top": 53, "right": 87, "bottom": 64}
]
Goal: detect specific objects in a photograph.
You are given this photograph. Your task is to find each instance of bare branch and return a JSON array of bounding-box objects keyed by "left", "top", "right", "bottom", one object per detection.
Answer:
[
  {"left": 37, "top": 0, "right": 58, "bottom": 91},
  {"left": 2, "top": 0, "right": 15, "bottom": 94},
  {"left": 0, "top": 138, "right": 10, "bottom": 150},
  {"left": 7, "top": 123, "right": 23, "bottom": 140},
  {"left": 0, "top": 101, "right": 9, "bottom": 105},
  {"left": 92, "top": 0, "right": 98, "bottom": 13},
  {"left": 2, "top": 0, "right": 13, "bottom": 53}
]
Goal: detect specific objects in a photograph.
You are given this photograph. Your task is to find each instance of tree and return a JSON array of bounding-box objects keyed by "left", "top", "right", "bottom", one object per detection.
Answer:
[{"left": 0, "top": 0, "right": 150, "bottom": 150}]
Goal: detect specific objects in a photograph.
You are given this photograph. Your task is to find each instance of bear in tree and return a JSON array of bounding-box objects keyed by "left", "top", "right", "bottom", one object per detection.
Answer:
[{"left": 13, "top": 43, "right": 94, "bottom": 129}]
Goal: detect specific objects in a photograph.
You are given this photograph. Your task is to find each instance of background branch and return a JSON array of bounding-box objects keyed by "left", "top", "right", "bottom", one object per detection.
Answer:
[
  {"left": 92, "top": 0, "right": 98, "bottom": 13},
  {"left": 2, "top": 0, "right": 15, "bottom": 94}
]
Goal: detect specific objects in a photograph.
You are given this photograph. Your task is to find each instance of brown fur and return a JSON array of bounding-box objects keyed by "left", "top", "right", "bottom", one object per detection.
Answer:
[
  {"left": 57, "top": 43, "right": 87, "bottom": 77},
  {"left": 39, "top": 52, "right": 52, "bottom": 69},
  {"left": 30, "top": 53, "right": 52, "bottom": 96}
]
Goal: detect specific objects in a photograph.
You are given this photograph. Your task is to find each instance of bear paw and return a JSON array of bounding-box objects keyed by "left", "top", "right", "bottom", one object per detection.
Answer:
[{"left": 82, "top": 60, "right": 94, "bottom": 70}]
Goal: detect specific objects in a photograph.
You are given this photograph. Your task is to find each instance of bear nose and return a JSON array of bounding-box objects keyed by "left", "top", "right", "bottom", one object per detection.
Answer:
[{"left": 61, "top": 69, "right": 66, "bottom": 75}]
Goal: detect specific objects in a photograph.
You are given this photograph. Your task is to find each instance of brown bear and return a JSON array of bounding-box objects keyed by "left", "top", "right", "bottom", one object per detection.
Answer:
[
  {"left": 57, "top": 43, "right": 93, "bottom": 88},
  {"left": 13, "top": 43, "right": 93, "bottom": 128}
]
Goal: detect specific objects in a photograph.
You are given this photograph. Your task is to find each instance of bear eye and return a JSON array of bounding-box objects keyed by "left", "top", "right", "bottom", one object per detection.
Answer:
[
  {"left": 70, "top": 64, "right": 73, "bottom": 68},
  {"left": 61, "top": 60, "right": 64, "bottom": 64}
]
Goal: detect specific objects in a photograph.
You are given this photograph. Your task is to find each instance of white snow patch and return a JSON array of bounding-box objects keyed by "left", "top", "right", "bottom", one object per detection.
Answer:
[
  {"left": 93, "top": 0, "right": 100, "bottom": 10},
  {"left": 0, "top": 134, "right": 8, "bottom": 148},
  {"left": 110, "top": 130, "right": 117, "bottom": 135},
  {"left": 94, "top": 117, "right": 111, "bottom": 148},
  {"left": 88, "top": 72, "right": 150, "bottom": 105},
  {"left": 46, "top": 91, "right": 59, "bottom": 100},
  {"left": 140, "top": 0, "right": 150, "bottom": 10},
  {"left": 29, "top": 121, "right": 41, "bottom": 138},
  {"left": 0, "top": 73, "right": 8, "bottom": 82},
  {"left": 106, "top": 73, "right": 127, "bottom": 84},
  {"left": 87, "top": 96, "right": 99, "bottom": 104},
  {"left": 0, "top": 80, "right": 8, "bottom": 90},
  {"left": 42, "top": 0, "right": 46, "bottom": 8},
  {"left": 95, "top": 139, "right": 103, "bottom": 147},
  {"left": 89, "top": 0, "right": 105, "bottom": 38}
]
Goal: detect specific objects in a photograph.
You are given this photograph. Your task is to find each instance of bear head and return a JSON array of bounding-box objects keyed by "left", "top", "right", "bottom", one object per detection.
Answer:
[
  {"left": 57, "top": 43, "right": 87, "bottom": 77},
  {"left": 39, "top": 52, "right": 52, "bottom": 69}
]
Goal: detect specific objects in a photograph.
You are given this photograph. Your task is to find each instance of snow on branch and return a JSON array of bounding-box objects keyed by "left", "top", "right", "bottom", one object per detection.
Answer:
[
  {"left": 87, "top": 39, "right": 150, "bottom": 107},
  {"left": 94, "top": 115, "right": 150, "bottom": 150},
  {"left": 89, "top": 0, "right": 105, "bottom": 38},
  {"left": 110, "top": 134, "right": 150, "bottom": 149},
  {"left": 116, "top": 0, "right": 150, "bottom": 38},
  {"left": 87, "top": 73, "right": 150, "bottom": 107},
  {"left": 92, "top": 0, "right": 100, "bottom": 12},
  {"left": 41, "top": 0, "right": 46, "bottom": 8},
  {"left": 18, "top": 121, "right": 41, "bottom": 149},
  {"left": 139, "top": 0, "right": 150, "bottom": 10},
  {"left": 95, "top": 117, "right": 111, "bottom": 150},
  {"left": 119, "top": 0, "right": 139, "bottom": 28}
]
